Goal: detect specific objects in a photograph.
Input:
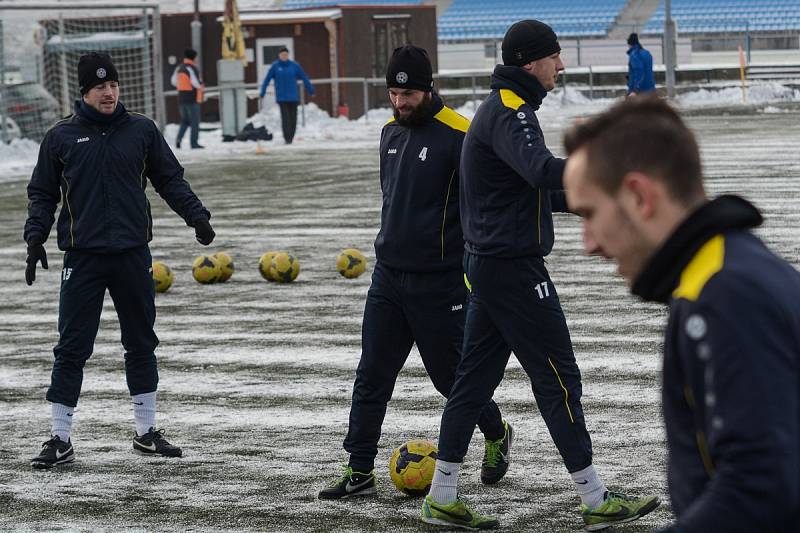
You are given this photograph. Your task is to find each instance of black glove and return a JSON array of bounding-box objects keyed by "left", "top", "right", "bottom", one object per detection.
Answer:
[
  {"left": 194, "top": 218, "right": 215, "bottom": 246},
  {"left": 25, "top": 242, "right": 48, "bottom": 286}
]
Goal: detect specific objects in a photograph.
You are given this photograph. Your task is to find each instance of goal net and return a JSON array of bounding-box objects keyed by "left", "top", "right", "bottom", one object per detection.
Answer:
[{"left": 0, "top": 3, "right": 164, "bottom": 143}]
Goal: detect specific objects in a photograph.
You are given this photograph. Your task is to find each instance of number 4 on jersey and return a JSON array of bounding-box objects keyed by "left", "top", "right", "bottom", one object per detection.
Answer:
[{"left": 418, "top": 147, "right": 428, "bottom": 161}]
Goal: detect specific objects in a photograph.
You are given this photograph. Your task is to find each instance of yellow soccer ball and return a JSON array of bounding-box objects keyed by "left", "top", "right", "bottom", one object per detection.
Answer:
[
  {"left": 214, "top": 252, "right": 235, "bottom": 282},
  {"left": 389, "top": 440, "right": 439, "bottom": 496},
  {"left": 336, "top": 248, "right": 367, "bottom": 279},
  {"left": 192, "top": 255, "right": 221, "bottom": 284},
  {"left": 258, "top": 251, "right": 279, "bottom": 281},
  {"left": 270, "top": 252, "right": 300, "bottom": 283},
  {"left": 152, "top": 261, "right": 173, "bottom": 293}
]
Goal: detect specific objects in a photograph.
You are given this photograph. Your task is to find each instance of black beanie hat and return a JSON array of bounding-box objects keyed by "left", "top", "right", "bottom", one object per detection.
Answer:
[
  {"left": 627, "top": 32, "right": 640, "bottom": 46},
  {"left": 78, "top": 52, "right": 119, "bottom": 95},
  {"left": 386, "top": 45, "right": 434, "bottom": 92},
  {"left": 501, "top": 20, "right": 561, "bottom": 67}
]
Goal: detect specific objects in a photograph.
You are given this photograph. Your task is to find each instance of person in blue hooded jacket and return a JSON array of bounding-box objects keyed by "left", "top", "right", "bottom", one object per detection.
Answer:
[
  {"left": 259, "top": 47, "right": 315, "bottom": 144},
  {"left": 25, "top": 52, "right": 215, "bottom": 469},
  {"left": 627, "top": 33, "right": 656, "bottom": 96}
]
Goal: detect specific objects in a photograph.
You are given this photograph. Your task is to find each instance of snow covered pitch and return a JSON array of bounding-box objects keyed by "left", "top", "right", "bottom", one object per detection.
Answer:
[{"left": 1, "top": 102, "right": 798, "bottom": 532}]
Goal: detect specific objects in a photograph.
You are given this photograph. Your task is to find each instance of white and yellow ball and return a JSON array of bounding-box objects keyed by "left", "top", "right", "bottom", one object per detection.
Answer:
[
  {"left": 152, "top": 261, "right": 173, "bottom": 293},
  {"left": 336, "top": 248, "right": 367, "bottom": 279},
  {"left": 389, "top": 440, "right": 439, "bottom": 496},
  {"left": 192, "top": 254, "right": 221, "bottom": 284},
  {"left": 214, "top": 252, "right": 235, "bottom": 282},
  {"left": 270, "top": 252, "right": 300, "bottom": 283}
]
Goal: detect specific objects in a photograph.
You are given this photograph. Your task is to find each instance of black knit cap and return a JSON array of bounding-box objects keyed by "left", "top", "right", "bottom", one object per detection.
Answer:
[
  {"left": 627, "top": 32, "right": 640, "bottom": 46},
  {"left": 386, "top": 45, "right": 433, "bottom": 92},
  {"left": 502, "top": 20, "right": 561, "bottom": 67},
  {"left": 78, "top": 52, "right": 119, "bottom": 95}
]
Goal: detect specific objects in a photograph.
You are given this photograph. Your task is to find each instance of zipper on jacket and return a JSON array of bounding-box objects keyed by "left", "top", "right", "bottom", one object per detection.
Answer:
[
  {"left": 537, "top": 189, "right": 542, "bottom": 244},
  {"left": 58, "top": 156, "right": 75, "bottom": 248},
  {"left": 140, "top": 155, "right": 151, "bottom": 240},
  {"left": 440, "top": 169, "right": 456, "bottom": 260}
]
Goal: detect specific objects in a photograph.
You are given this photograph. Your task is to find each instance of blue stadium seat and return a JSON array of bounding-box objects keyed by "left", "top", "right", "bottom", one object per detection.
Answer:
[
  {"left": 643, "top": 0, "right": 800, "bottom": 35},
  {"left": 438, "top": 0, "right": 627, "bottom": 41}
]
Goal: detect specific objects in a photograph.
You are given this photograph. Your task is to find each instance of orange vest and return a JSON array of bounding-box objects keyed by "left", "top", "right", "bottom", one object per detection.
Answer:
[{"left": 173, "top": 59, "right": 204, "bottom": 103}]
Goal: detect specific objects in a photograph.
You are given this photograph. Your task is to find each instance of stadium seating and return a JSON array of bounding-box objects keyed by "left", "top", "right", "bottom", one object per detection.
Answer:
[
  {"left": 283, "top": 0, "right": 422, "bottom": 8},
  {"left": 438, "top": 0, "right": 627, "bottom": 40},
  {"left": 644, "top": 0, "right": 800, "bottom": 34}
]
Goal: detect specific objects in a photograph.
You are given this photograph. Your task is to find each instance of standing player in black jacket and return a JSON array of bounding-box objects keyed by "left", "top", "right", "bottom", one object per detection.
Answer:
[
  {"left": 421, "top": 21, "right": 658, "bottom": 531},
  {"left": 319, "top": 45, "right": 510, "bottom": 500},
  {"left": 25, "top": 53, "right": 215, "bottom": 468},
  {"left": 564, "top": 97, "right": 800, "bottom": 533}
]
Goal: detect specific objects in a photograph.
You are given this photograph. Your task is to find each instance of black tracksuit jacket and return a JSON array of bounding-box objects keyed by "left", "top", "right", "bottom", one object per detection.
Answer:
[
  {"left": 375, "top": 94, "right": 470, "bottom": 272},
  {"left": 24, "top": 101, "right": 210, "bottom": 252},
  {"left": 460, "top": 65, "right": 569, "bottom": 259},
  {"left": 635, "top": 196, "right": 800, "bottom": 533}
]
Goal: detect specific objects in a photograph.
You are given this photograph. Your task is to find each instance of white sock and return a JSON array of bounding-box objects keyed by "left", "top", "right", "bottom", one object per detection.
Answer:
[
  {"left": 571, "top": 464, "right": 608, "bottom": 508},
  {"left": 429, "top": 459, "right": 460, "bottom": 505},
  {"left": 51, "top": 403, "right": 74, "bottom": 442},
  {"left": 132, "top": 391, "right": 157, "bottom": 436}
]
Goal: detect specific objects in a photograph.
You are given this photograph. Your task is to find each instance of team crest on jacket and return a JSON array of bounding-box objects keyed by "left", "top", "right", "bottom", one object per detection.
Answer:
[
  {"left": 396, "top": 72, "right": 408, "bottom": 84},
  {"left": 96, "top": 68, "right": 107, "bottom": 79},
  {"left": 685, "top": 314, "right": 707, "bottom": 340}
]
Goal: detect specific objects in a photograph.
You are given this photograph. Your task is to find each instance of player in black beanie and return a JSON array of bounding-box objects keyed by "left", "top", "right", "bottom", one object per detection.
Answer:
[
  {"left": 318, "top": 43, "right": 511, "bottom": 502},
  {"left": 421, "top": 19, "right": 660, "bottom": 531},
  {"left": 501, "top": 19, "right": 563, "bottom": 90},
  {"left": 385, "top": 45, "right": 436, "bottom": 127},
  {"left": 78, "top": 52, "right": 119, "bottom": 96}
]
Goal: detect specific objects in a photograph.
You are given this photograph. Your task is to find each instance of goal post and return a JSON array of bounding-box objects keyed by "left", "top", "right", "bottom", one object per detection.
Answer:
[{"left": 0, "top": 3, "right": 165, "bottom": 142}]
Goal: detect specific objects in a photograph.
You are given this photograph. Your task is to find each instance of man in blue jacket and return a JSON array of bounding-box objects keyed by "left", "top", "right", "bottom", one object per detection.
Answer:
[
  {"left": 259, "top": 47, "right": 314, "bottom": 144},
  {"left": 25, "top": 52, "right": 215, "bottom": 469},
  {"left": 627, "top": 33, "right": 656, "bottom": 96},
  {"left": 564, "top": 97, "right": 800, "bottom": 532},
  {"left": 319, "top": 45, "right": 509, "bottom": 500},
  {"left": 421, "top": 21, "right": 659, "bottom": 530}
]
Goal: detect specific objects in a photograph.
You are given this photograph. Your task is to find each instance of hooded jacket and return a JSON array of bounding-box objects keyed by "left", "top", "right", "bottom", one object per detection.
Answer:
[
  {"left": 634, "top": 195, "right": 800, "bottom": 533},
  {"left": 24, "top": 100, "right": 210, "bottom": 252},
  {"left": 627, "top": 44, "right": 656, "bottom": 93},
  {"left": 460, "top": 64, "right": 568, "bottom": 259}
]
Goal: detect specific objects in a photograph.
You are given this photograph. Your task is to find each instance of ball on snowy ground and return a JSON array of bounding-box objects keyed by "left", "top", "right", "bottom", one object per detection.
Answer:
[
  {"left": 259, "top": 251, "right": 279, "bottom": 281},
  {"left": 152, "top": 262, "right": 173, "bottom": 293},
  {"left": 270, "top": 252, "right": 300, "bottom": 283},
  {"left": 214, "top": 252, "right": 235, "bottom": 282},
  {"left": 336, "top": 248, "right": 367, "bottom": 279},
  {"left": 192, "top": 255, "right": 221, "bottom": 284}
]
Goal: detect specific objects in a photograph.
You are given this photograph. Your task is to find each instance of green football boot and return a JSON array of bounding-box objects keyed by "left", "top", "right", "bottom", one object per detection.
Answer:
[
  {"left": 580, "top": 491, "right": 660, "bottom": 531},
  {"left": 421, "top": 495, "right": 499, "bottom": 530},
  {"left": 481, "top": 420, "right": 513, "bottom": 484},
  {"left": 318, "top": 465, "right": 376, "bottom": 499}
]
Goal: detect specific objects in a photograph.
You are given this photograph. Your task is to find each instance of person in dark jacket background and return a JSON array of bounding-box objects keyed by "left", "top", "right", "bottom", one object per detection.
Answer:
[
  {"left": 564, "top": 96, "right": 800, "bottom": 532},
  {"left": 627, "top": 33, "right": 656, "bottom": 96},
  {"left": 318, "top": 45, "right": 508, "bottom": 500},
  {"left": 171, "top": 48, "right": 204, "bottom": 149},
  {"left": 25, "top": 52, "right": 216, "bottom": 469},
  {"left": 258, "top": 47, "right": 314, "bottom": 144},
  {"left": 422, "top": 21, "right": 658, "bottom": 531}
]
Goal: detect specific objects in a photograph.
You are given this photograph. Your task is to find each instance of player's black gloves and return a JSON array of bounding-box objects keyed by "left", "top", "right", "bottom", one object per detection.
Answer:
[
  {"left": 194, "top": 218, "right": 215, "bottom": 245},
  {"left": 25, "top": 242, "right": 48, "bottom": 286}
]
